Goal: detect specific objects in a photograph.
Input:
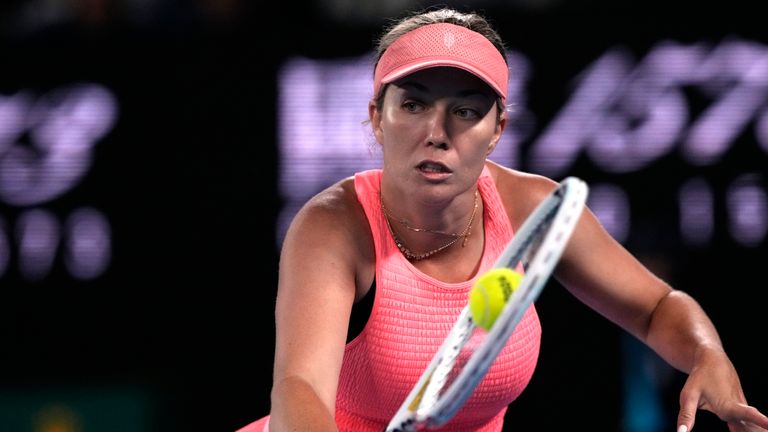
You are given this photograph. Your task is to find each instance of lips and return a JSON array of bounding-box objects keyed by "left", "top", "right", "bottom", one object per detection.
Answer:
[{"left": 417, "top": 160, "right": 451, "bottom": 173}]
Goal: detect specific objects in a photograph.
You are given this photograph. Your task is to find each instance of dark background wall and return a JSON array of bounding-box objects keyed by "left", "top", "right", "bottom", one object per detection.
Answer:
[{"left": 0, "top": 1, "right": 766, "bottom": 431}]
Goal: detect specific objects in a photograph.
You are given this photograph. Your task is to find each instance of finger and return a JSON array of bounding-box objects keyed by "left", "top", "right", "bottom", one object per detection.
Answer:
[
  {"left": 729, "top": 419, "right": 768, "bottom": 432},
  {"left": 678, "top": 388, "right": 701, "bottom": 432},
  {"left": 725, "top": 405, "right": 768, "bottom": 431}
]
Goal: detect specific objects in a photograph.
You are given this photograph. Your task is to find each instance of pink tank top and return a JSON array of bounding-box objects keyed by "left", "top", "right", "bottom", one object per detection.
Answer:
[{"left": 336, "top": 167, "right": 542, "bottom": 431}]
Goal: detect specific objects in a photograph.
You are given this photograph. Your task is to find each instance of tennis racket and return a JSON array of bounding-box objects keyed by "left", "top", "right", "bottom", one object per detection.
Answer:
[{"left": 385, "top": 176, "right": 589, "bottom": 431}]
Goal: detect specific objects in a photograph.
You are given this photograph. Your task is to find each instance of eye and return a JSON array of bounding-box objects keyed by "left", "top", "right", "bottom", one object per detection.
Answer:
[
  {"left": 455, "top": 107, "right": 481, "bottom": 120},
  {"left": 402, "top": 101, "right": 425, "bottom": 113}
]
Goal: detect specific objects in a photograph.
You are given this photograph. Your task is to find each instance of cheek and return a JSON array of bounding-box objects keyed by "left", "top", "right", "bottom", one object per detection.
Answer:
[
  {"left": 467, "top": 121, "right": 499, "bottom": 153},
  {"left": 471, "top": 145, "right": 491, "bottom": 166},
  {"left": 381, "top": 114, "right": 424, "bottom": 145}
]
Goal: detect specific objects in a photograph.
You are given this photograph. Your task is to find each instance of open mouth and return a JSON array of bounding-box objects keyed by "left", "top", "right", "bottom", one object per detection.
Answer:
[{"left": 417, "top": 161, "right": 451, "bottom": 174}]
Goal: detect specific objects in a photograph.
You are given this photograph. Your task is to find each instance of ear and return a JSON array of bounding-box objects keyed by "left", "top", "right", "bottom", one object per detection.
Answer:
[
  {"left": 369, "top": 100, "right": 384, "bottom": 144},
  {"left": 487, "top": 110, "right": 507, "bottom": 156}
]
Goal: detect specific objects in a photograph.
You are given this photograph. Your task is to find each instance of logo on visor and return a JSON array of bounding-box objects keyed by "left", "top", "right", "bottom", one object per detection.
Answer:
[{"left": 443, "top": 32, "right": 455, "bottom": 48}]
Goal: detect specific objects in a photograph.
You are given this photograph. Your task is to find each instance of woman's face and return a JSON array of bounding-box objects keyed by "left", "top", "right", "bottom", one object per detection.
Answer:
[{"left": 370, "top": 67, "right": 506, "bottom": 202}]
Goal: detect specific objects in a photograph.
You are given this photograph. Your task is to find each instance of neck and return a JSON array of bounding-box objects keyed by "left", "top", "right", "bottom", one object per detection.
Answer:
[
  {"left": 380, "top": 182, "right": 478, "bottom": 229},
  {"left": 381, "top": 189, "right": 481, "bottom": 261}
]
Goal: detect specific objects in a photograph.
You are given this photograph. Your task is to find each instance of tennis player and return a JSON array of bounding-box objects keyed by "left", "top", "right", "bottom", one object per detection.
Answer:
[{"left": 239, "top": 7, "right": 768, "bottom": 432}]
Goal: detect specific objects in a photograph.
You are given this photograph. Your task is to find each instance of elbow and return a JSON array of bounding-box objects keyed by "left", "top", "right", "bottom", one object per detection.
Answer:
[{"left": 637, "top": 286, "right": 679, "bottom": 343}]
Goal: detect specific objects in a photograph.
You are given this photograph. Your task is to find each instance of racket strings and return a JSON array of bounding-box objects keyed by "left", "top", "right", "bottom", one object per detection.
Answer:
[
  {"left": 520, "top": 203, "right": 560, "bottom": 270},
  {"left": 438, "top": 329, "right": 488, "bottom": 393}
]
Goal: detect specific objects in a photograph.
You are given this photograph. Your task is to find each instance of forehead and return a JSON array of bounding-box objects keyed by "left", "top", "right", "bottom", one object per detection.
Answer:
[{"left": 390, "top": 67, "right": 496, "bottom": 98}]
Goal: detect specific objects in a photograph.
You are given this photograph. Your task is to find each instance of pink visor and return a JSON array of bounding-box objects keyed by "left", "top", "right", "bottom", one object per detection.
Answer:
[{"left": 373, "top": 23, "right": 508, "bottom": 100}]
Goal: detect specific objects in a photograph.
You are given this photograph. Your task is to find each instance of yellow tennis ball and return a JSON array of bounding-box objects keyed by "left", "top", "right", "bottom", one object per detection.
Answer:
[{"left": 469, "top": 268, "right": 523, "bottom": 331}]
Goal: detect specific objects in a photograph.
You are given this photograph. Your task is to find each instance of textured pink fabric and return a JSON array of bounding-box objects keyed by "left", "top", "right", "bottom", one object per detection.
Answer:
[
  {"left": 335, "top": 167, "right": 541, "bottom": 431},
  {"left": 235, "top": 415, "right": 268, "bottom": 432}
]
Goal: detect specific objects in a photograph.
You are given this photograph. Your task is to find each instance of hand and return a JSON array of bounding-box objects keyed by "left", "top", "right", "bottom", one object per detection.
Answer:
[{"left": 676, "top": 348, "right": 768, "bottom": 432}]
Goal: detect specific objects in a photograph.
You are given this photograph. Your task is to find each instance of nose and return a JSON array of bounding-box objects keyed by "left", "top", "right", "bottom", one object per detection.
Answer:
[{"left": 426, "top": 109, "right": 449, "bottom": 150}]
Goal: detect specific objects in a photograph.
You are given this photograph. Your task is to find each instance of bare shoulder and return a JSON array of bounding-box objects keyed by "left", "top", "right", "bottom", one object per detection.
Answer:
[
  {"left": 283, "top": 177, "right": 374, "bottom": 278},
  {"left": 288, "top": 177, "right": 368, "bottom": 242},
  {"left": 484, "top": 160, "right": 559, "bottom": 230},
  {"left": 296, "top": 178, "right": 359, "bottom": 220}
]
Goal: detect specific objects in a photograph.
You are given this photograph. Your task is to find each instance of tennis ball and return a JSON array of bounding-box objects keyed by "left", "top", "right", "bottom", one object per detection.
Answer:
[{"left": 469, "top": 268, "right": 523, "bottom": 331}]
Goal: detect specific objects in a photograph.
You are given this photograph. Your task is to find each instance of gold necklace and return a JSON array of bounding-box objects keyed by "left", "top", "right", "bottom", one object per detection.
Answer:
[{"left": 381, "top": 190, "right": 479, "bottom": 261}]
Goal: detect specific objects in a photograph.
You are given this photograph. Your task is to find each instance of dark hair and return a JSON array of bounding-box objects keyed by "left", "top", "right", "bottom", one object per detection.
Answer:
[{"left": 372, "top": 8, "right": 508, "bottom": 116}]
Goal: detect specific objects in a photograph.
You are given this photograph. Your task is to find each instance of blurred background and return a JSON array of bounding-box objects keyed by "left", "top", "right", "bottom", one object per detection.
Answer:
[{"left": 0, "top": 0, "right": 765, "bottom": 431}]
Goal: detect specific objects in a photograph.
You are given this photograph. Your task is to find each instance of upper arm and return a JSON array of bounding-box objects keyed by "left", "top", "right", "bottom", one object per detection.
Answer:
[
  {"left": 554, "top": 205, "right": 673, "bottom": 341},
  {"left": 272, "top": 180, "right": 369, "bottom": 413},
  {"left": 491, "top": 163, "right": 672, "bottom": 341}
]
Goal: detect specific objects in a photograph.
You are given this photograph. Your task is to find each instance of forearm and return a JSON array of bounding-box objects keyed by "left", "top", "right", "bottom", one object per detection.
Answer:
[
  {"left": 644, "top": 289, "right": 725, "bottom": 374},
  {"left": 269, "top": 376, "right": 338, "bottom": 432}
]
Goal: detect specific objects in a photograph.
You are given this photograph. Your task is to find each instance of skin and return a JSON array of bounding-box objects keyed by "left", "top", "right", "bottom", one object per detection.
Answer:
[{"left": 267, "top": 67, "right": 768, "bottom": 432}]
